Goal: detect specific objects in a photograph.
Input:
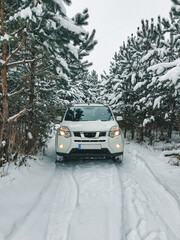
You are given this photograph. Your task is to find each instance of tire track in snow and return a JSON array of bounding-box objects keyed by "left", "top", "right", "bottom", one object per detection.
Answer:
[
  {"left": 46, "top": 164, "right": 78, "bottom": 240},
  {"left": 114, "top": 162, "right": 125, "bottom": 240},
  {"left": 106, "top": 162, "right": 124, "bottom": 240},
  {"left": 137, "top": 152, "right": 180, "bottom": 208},
  {"left": 122, "top": 174, "right": 178, "bottom": 240},
  {"left": 66, "top": 160, "right": 124, "bottom": 240},
  {"left": 120, "top": 148, "right": 180, "bottom": 240},
  {"left": 8, "top": 165, "right": 56, "bottom": 240},
  {"left": 133, "top": 151, "right": 180, "bottom": 239}
]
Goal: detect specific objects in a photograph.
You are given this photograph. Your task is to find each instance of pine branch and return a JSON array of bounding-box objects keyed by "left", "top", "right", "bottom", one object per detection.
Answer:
[
  {"left": 7, "top": 59, "right": 35, "bottom": 68},
  {"left": 35, "top": 0, "right": 40, "bottom": 7},
  {"left": 10, "top": 26, "right": 25, "bottom": 37},
  {"left": 36, "top": 66, "right": 51, "bottom": 76},
  {"left": 2, "top": 0, "right": 40, "bottom": 66},
  {"left": 3, "top": 34, "right": 27, "bottom": 66},
  {"left": 8, "top": 109, "right": 26, "bottom": 123},
  {"left": 8, "top": 88, "right": 25, "bottom": 98}
]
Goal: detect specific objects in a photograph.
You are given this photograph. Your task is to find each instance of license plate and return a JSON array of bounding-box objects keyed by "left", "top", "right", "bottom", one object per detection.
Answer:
[{"left": 78, "top": 144, "right": 102, "bottom": 150}]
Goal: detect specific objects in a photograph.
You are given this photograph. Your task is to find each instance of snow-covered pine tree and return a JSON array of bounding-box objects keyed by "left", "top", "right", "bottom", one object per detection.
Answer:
[
  {"left": 0, "top": 0, "right": 38, "bottom": 162},
  {"left": 0, "top": 1, "right": 97, "bottom": 163},
  {"left": 148, "top": 1, "right": 180, "bottom": 136},
  {"left": 101, "top": 16, "right": 174, "bottom": 142},
  {"left": 107, "top": 39, "right": 140, "bottom": 139},
  {"left": 74, "top": 70, "right": 99, "bottom": 103},
  {"left": 66, "top": 24, "right": 98, "bottom": 103},
  {"left": 132, "top": 17, "right": 168, "bottom": 142},
  {"left": 87, "top": 70, "right": 99, "bottom": 102},
  {"left": 20, "top": 0, "right": 89, "bottom": 153},
  {"left": 98, "top": 71, "right": 113, "bottom": 104}
]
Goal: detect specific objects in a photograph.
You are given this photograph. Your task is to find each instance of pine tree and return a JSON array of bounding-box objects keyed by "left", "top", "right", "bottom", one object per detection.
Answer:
[{"left": 0, "top": 0, "right": 37, "bottom": 162}]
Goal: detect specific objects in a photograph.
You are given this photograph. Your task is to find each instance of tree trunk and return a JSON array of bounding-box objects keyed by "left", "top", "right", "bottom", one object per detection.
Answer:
[
  {"left": 1, "top": 0, "right": 8, "bottom": 121},
  {"left": 131, "top": 125, "right": 134, "bottom": 140},
  {"left": 28, "top": 60, "right": 35, "bottom": 131},
  {"left": 139, "top": 126, "right": 144, "bottom": 142},
  {"left": 167, "top": 124, "right": 172, "bottom": 140},
  {"left": 26, "top": 58, "right": 35, "bottom": 153},
  {"left": 176, "top": 110, "right": 180, "bottom": 132},
  {"left": 149, "top": 129, "right": 153, "bottom": 145},
  {"left": 1, "top": 0, "right": 9, "bottom": 161},
  {"left": 124, "top": 128, "right": 127, "bottom": 138}
]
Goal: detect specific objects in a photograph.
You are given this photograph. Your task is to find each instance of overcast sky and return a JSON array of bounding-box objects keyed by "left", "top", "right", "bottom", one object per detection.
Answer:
[{"left": 67, "top": 0, "right": 172, "bottom": 75}]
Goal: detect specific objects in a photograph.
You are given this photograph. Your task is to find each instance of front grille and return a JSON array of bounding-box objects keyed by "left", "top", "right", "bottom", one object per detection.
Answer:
[
  {"left": 73, "top": 132, "right": 81, "bottom": 137},
  {"left": 99, "top": 132, "right": 106, "bottom": 137},
  {"left": 73, "top": 131, "right": 106, "bottom": 138},
  {"left": 84, "top": 132, "right": 96, "bottom": 138}
]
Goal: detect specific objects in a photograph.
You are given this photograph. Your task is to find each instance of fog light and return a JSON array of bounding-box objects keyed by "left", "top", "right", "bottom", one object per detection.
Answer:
[
  {"left": 116, "top": 144, "right": 120, "bottom": 149},
  {"left": 59, "top": 144, "right": 64, "bottom": 149},
  {"left": 60, "top": 131, "right": 65, "bottom": 136}
]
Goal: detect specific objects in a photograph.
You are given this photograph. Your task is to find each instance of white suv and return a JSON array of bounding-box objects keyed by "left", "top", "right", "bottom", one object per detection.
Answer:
[{"left": 55, "top": 103, "right": 124, "bottom": 162}]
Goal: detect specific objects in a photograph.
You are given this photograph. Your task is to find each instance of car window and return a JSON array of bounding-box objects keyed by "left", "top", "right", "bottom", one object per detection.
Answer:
[{"left": 64, "top": 106, "right": 114, "bottom": 121}]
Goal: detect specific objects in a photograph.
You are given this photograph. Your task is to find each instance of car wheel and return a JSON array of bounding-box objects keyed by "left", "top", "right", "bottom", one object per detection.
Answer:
[
  {"left": 113, "top": 154, "right": 123, "bottom": 163},
  {"left": 55, "top": 155, "right": 64, "bottom": 163}
]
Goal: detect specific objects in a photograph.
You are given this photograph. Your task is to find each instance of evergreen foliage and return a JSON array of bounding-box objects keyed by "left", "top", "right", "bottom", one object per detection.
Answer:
[
  {"left": 97, "top": 1, "right": 180, "bottom": 144},
  {"left": 0, "top": 0, "right": 97, "bottom": 164}
]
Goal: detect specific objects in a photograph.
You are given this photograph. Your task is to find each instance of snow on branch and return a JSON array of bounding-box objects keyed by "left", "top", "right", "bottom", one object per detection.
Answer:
[
  {"left": 7, "top": 59, "right": 35, "bottom": 68},
  {"left": 8, "top": 88, "right": 25, "bottom": 98},
  {"left": 3, "top": 37, "right": 27, "bottom": 66},
  {"left": 67, "top": 43, "right": 79, "bottom": 59},
  {"left": 0, "top": 33, "right": 10, "bottom": 41},
  {"left": 10, "top": 7, "right": 32, "bottom": 21},
  {"left": 153, "top": 96, "right": 162, "bottom": 109},
  {"left": 134, "top": 81, "right": 144, "bottom": 91},
  {"left": 159, "top": 65, "right": 180, "bottom": 86},
  {"left": 141, "top": 50, "right": 156, "bottom": 63},
  {"left": 53, "top": 0, "right": 66, "bottom": 15},
  {"left": 0, "top": 60, "right": 5, "bottom": 66},
  {"left": 56, "top": 56, "right": 69, "bottom": 72},
  {"left": 8, "top": 109, "right": 26, "bottom": 123},
  {"left": 141, "top": 49, "right": 167, "bottom": 63},
  {"left": 56, "top": 15, "right": 86, "bottom": 35},
  {"left": 148, "top": 58, "right": 180, "bottom": 87},
  {"left": 147, "top": 58, "right": 180, "bottom": 72}
]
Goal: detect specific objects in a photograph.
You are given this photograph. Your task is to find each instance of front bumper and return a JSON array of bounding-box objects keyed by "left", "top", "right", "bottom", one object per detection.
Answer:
[
  {"left": 55, "top": 132, "right": 124, "bottom": 157},
  {"left": 56, "top": 148, "right": 123, "bottom": 158}
]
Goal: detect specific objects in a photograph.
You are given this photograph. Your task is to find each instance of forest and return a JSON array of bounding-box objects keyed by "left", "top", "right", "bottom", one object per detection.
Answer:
[{"left": 0, "top": 0, "right": 180, "bottom": 165}]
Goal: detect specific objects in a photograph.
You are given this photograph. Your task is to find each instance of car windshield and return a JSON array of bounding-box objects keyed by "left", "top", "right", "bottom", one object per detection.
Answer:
[{"left": 64, "top": 106, "right": 114, "bottom": 121}]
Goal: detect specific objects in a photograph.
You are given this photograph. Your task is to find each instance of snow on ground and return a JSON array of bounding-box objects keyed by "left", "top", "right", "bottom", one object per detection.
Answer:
[
  {"left": 0, "top": 137, "right": 56, "bottom": 240},
  {"left": 0, "top": 136, "right": 180, "bottom": 240}
]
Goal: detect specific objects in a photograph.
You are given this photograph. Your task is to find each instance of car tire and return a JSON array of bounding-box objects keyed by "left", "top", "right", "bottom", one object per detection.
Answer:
[
  {"left": 113, "top": 154, "right": 123, "bottom": 163},
  {"left": 55, "top": 155, "right": 64, "bottom": 163}
]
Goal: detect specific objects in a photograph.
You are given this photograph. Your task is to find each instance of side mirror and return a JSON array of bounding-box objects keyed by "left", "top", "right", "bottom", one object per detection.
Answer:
[
  {"left": 116, "top": 116, "right": 123, "bottom": 121},
  {"left": 55, "top": 116, "right": 62, "bottom": 123}
]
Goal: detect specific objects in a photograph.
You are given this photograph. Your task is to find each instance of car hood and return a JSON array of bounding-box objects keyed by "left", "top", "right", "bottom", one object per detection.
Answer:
[{"left": 61, "top": 120, "right": 118, "bottom": 132}]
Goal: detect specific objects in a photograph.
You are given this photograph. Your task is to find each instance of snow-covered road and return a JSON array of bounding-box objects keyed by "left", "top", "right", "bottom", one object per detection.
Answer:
[
  {"left": 121, "top": 149, "right": 180, "bottom": 240},
  {"left": 0, "top": 137, "right": 180, "bottom": 240}
]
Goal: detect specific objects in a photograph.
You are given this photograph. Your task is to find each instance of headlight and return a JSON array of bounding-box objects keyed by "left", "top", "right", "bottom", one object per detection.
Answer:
[
  {"left": 109, "top": 126, "right": 120, "bottom": 138},
  {"left": 59, "top": 126, "right": 71, "bottom": 138}
]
